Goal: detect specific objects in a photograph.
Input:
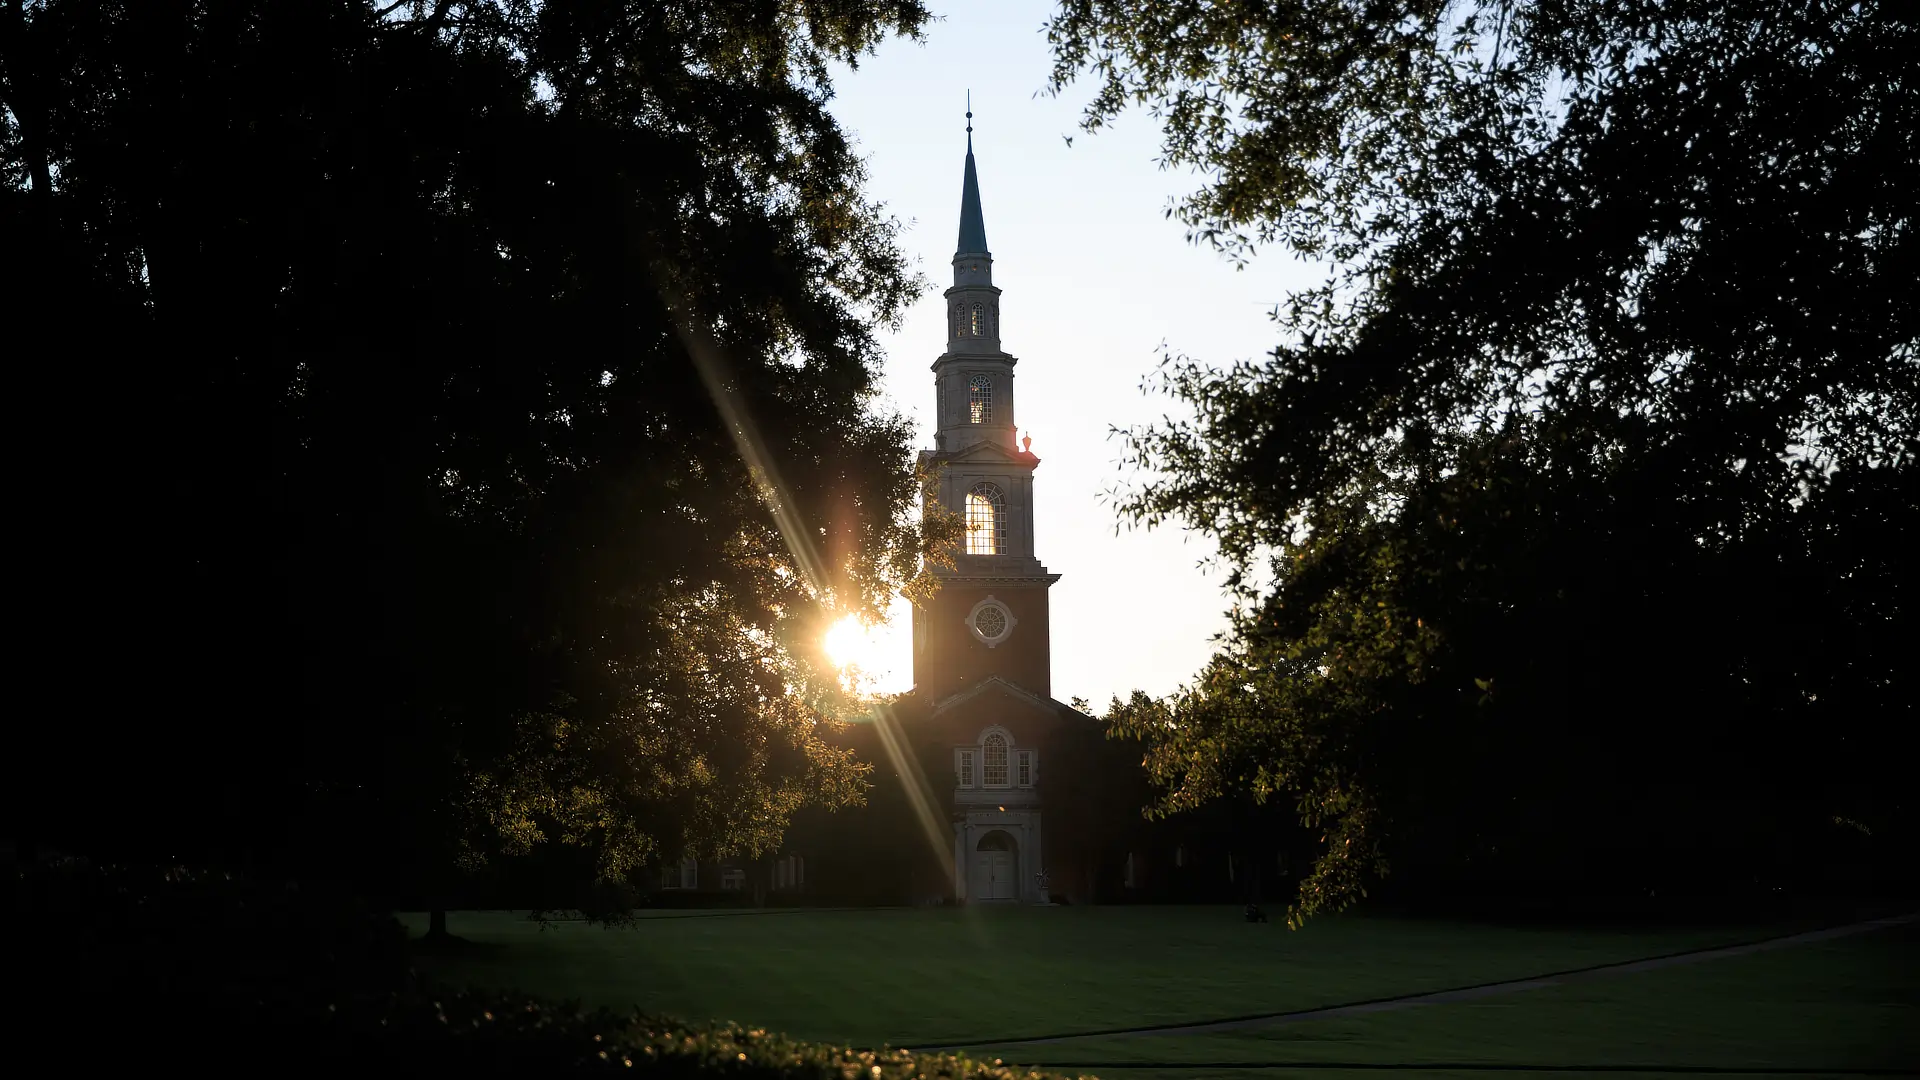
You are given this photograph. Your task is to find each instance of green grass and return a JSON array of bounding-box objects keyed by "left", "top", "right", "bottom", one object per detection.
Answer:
[
  {"left": 976, "top": 921, "right": 1920, "bottom": 1080},
  {"left": 398, "top": 906, "right": 1805, "bottom": 1051}
]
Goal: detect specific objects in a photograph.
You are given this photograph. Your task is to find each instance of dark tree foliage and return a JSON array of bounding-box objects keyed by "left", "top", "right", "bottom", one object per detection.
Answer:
[
  {"left": 1049, "top": 0, "right": 1918, "bottom": 923},
  {"left": 1, "top": 0, "right": 945, "bottom": 908}
]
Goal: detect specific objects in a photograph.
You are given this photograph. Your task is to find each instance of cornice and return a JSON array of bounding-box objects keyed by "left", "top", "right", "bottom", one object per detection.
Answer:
[
  {"left": 933, "top": 554, "right": 1057, "bottom": 583},
  {"left": 941, "top": 282, "right": 1004, "bottom": 298},
  {"left": 926, "top": 440, "right": 1038, "bottom": 466},
  {"left": 935, "top": 573, "right": 1061, "bottom": 587},
  {"left": 930, "top": 350, "right": 1018, "bottom": 371}
]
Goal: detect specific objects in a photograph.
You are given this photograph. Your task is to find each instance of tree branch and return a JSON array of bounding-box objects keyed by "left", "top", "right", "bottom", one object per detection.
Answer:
[{"left": 0, "top": 0, "right": 56, "bottom": 203}]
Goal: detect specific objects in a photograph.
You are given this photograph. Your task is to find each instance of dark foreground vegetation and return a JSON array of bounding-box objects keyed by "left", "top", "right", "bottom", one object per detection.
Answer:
[
  {"left": 4, "top": 0, "right": 946, "bottom": 920},
  {"left": 8, "top": 856, "right": 1067, "bottom": 1078}
]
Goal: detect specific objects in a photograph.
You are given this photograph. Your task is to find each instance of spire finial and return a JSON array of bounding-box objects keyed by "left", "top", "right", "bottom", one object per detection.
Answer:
[{"left": 955, "top": 95, "right": 988, "bottom": 256}]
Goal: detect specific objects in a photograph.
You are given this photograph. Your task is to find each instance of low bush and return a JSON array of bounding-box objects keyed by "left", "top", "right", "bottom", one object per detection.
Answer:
[{"left": 300, "top": 989, "right": 1080, "bottom": 1077}]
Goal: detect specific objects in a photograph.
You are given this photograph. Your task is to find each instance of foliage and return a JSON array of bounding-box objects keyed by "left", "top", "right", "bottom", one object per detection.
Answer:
[
  {"left": 297, "top": 999, "right": 1086, "bottom": 1080},
  {"left": 1, "top": 0, "right": 940, "bottom": 905},
  {"left": 1055, "top": 0, "right": 1919, "bottom": 923}
]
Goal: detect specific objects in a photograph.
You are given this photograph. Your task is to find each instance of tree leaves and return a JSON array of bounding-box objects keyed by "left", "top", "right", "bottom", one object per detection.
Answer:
[
  {"left": 1060, "top": 0, "right": 1918, "bottom": 921},
  {"left": 4, "top": 0, "right": 936, "bottom": 905}
]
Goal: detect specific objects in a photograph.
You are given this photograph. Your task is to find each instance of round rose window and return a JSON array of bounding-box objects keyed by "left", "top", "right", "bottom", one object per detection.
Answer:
[{"left": 967, "top": 598, "right": 1016, "bottom": 647}]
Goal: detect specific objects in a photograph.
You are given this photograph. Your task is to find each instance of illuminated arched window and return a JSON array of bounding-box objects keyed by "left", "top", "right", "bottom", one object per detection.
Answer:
[
  {"left": 982, "top": 732, "right": 1009, "bottom": 787},
  {"left": 970, "top": 303, "right": 984, "bottom": 338},
  {"left": 968, "top": 374, "right": 992, "bottom": 424},
  {"left": 965, "top": 483, "right": 1005, "bottom": 555}
]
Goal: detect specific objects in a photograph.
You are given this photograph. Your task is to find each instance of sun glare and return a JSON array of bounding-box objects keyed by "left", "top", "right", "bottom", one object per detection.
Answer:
[
  {"left": 819, "top": 602, "right": 913, "bottom": 694},
  {"left": 824, "top": 615, "right": 875, "bottom": 672}
]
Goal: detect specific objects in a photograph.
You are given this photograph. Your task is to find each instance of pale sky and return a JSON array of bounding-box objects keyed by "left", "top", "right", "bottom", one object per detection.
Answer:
[{"left": 825, "top": 2, "right": 1323, "bottom": 706}]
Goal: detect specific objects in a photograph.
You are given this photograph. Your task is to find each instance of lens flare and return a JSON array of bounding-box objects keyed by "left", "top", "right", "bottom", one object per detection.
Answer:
[{"left": 829, "top": 615, "right": 889, "bottom": 672}]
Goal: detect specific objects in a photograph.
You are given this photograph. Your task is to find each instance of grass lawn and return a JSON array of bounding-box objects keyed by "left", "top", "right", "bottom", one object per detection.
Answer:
[
  {"left": 397, "top": 906, "right": 1813, "bottom": 1051},
  {"left": 975, "top": 920, "right": 1920, "bottom": 1080}
]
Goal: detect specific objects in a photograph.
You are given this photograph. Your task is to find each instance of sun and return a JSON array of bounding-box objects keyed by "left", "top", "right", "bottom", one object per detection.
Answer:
[
  {"left": 818, "top": 603, "right": 913, "bottom": 693},
  {"left": 823, "top": 615, "right": 877, "bottom": 672}
]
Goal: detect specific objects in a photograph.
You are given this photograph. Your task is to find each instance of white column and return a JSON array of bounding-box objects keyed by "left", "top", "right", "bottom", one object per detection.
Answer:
[
  {"left": 953, "top": 820, "right": 968, "bottom": 903},
  {"left": 1032, "top": 813, "right": 1045, "bottom": 903},
  {"left": 1019, "top": 822, "right": 1034, "bottom": 903}
]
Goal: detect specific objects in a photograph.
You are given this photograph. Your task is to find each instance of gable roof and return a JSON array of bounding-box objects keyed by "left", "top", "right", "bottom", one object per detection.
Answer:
[{"left": 928, "top": 675, "right": 1085, "bottom": 720}]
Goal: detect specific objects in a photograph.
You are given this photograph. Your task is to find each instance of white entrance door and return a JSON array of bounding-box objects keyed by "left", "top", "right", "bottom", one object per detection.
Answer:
[
  {"left": 978, "top": 849, "right": 1014, "bottom": 900},
  {"left": 973, "top": 828, "right": 1019, "bottom": 902}
]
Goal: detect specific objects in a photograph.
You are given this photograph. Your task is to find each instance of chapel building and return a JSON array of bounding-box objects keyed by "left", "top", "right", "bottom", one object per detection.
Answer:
[
  {"left": 656, "top": 121, "right": 1251, "bottom": 908},
  {"left": 902, "top": 117, "right": 1087, "bottom": 904}
]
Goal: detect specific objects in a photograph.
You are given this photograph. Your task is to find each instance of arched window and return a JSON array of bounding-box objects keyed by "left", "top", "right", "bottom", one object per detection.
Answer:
[
  {"left": 982, "top": 732, "right": 1009, "bottom": 787},
  {"left": 968, "top": 374, "right": 992, "bottom": 424},
  {"left": 970, "top": 303, "right": 984, "bottom": 338},
  {"left": 965, "top": 483, "right": 1004, "bottom": 555}
]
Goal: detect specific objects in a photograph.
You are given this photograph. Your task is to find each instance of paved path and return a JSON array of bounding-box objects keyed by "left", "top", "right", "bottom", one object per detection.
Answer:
[{"left": 918, "top": 911, "right": 1919, "bottom": 1053}]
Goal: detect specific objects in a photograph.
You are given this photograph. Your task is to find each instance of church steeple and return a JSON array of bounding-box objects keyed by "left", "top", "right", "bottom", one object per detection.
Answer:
[{"left": 914, "top": 105, "right": 1058, "bottom": 698}]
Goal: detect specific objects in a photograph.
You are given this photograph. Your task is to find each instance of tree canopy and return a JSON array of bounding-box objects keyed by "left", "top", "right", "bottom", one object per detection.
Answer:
[
  {"left": 1049, "top": 0, "right": 1918, "bottom": 922},
  {"left": 3, "top": 0, "right": 945, "bottom": 907}
]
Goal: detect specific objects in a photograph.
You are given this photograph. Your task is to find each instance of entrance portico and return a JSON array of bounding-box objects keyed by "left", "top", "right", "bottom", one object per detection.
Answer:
[{"left": 956, "top": 810, "right": 1043, "bottom": 903}]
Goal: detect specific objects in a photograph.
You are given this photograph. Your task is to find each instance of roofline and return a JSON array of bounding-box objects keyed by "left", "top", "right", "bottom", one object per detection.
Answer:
[{"left": 927, "top": 675, "right": 1085, "bottom": 718}]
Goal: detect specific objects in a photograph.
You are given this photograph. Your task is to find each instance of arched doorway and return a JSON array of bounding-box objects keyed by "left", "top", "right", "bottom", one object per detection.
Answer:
[{"left": 974, "top": 830, "right": 1019, "bottom": 901}]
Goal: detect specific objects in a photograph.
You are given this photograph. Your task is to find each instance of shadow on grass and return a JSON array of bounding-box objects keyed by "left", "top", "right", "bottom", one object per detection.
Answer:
[
  {"left": 918, "top": 912, "right": 1918, "bottom": 1052},
  {"left": 1019, "top": 1064, "right": 1914, "bottom": 1075},
  {"left": 409, "top": 932, "right": 509, "bottom": 956}
]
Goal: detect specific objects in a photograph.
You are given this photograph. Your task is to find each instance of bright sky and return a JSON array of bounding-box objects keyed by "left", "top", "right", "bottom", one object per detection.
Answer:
[{"left": 825, "top": 2, "right": 1323, "bottom": 706}]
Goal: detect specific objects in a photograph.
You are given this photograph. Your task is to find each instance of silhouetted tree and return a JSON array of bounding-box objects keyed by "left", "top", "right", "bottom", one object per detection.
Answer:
[
  {"left": 2, "top": 0, "right": 946, "bottom": 916},
  {"left": 1050, "top": 0, "right": 1918, "bottom": 922}
]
